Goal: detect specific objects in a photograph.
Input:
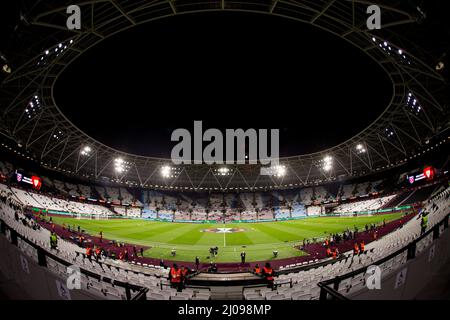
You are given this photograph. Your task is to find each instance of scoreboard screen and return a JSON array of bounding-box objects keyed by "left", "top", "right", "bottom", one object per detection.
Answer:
[
  {"left": 15, "top": 170, "right": 42, "bottom": 191},
  {"left": 406, "top": 166, "right": 435, "bottom": 185}
]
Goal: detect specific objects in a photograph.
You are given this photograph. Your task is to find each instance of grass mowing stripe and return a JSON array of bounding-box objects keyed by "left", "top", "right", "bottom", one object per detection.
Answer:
[{"left": 48, "top": 213, "right": 407, "bottom": 263}]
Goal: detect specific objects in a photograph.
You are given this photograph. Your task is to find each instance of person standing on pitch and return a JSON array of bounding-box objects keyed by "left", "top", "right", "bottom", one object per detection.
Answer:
[
  {"left": 241, "top": 251, "right": 246, "bottom": 264},
  {"left": 195, "top": 256, "right": 200, "bottom": 270}
]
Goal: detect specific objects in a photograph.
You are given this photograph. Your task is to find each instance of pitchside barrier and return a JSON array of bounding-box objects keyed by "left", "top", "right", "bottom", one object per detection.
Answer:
[
  {"left": 318, "top": 211, "right": 450, "bottom": 300},
  {"left": 0, "top": 217, "right": 148, "bottom": 300}
]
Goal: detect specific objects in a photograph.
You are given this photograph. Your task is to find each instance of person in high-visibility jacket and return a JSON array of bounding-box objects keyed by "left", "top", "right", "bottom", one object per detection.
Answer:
[
  {"left": 86, "top": 246, "right": 92, "bottom": 260},
  {"left": 169, "top": 264, "right": 182, "bottom": 291},
  {"left": 353, "top": 242, "right": 359, "bottom": 255},
  {"left": 95, "top": 247, "right": 102, "bottom": 261},
  {"left": 254, "top": 264, "right": 261, "bottom": 274},
  {"left": 50, "top": 232, "right": 58, "bottom": 250},
  {"left": 360, "top": 241, "right": 365, "bottom": 254},
  {"left": 421, "top": 214, "right": 428, "bottom": 235},
  {"left": 326, "top": 247, "right": 332, "bottom": 257},
  {"left": 332, "top": 249, "right": 337, "bottom": 259},
  {"left": 262, "top": 263, "right": 275, "bottom": 288}
]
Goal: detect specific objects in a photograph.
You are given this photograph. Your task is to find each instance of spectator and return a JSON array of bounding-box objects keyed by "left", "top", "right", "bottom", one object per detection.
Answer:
[
  {"left": 262, "top": 263, "right": 275, "bottom": 289},
  {"left": 50, "top": 232, "right": 58, "bottom": 250}
]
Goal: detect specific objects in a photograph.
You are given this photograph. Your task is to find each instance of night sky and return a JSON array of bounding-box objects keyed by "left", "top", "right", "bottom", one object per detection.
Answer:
[
  {"left": 2, "top": 2, "right": 450, "bottom": 158},
  {"left": 54, "top": 11, "right": 392, "bottom": 158}
]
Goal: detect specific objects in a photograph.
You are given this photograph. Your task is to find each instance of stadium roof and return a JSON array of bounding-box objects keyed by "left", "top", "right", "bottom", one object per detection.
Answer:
[{"left": 0, "top": 0, "right": 449, "bottom": 191}]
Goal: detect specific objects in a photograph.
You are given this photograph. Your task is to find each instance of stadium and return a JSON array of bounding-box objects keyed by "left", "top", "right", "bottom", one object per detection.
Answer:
[{"left": 0, "top": 0, "right": 449, "bottom": 303}]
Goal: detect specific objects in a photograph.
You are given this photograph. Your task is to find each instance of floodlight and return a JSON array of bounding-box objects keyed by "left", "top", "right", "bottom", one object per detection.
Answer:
[{"left": 161, "top": 166, "right": 171, "bottom": 178}]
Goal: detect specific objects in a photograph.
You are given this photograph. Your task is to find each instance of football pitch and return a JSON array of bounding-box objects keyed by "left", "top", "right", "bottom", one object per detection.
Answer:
[{"left": 50, "top": 213, "right": 404, "bottom": 263}]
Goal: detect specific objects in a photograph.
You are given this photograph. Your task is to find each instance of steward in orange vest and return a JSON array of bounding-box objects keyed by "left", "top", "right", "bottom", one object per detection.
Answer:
[
  {"left": 254, "top": 264, "right": 261, "bottom": 274},
  {"left": 169, "top": 264, "right": 182, "bottom": 290},
  {"left": 262, "top": 263, "right": 275, "bottom": 288},
  {"left": 95, "top": 247, "right": 102, "bottom": 261},
  {"left": 332, "top": 249, "right": 337, "bottom": 259},
  {"left": 181, "top": 266, "right": 189, "bottom": 278},
  {"left": 353, "top": 243, "right": 359, "bottom": 255},
  {"left": 86, "top": 246, "right": 92, "bottom": 259},
  {"left": 180, "top": 266, "right": 189, "bottom": 289},
  {"left": 360, "top": 241, "right": 365, "bottom": 254},
  {"left": 326, "top": 247, "right": 332, "bottom": 257}
]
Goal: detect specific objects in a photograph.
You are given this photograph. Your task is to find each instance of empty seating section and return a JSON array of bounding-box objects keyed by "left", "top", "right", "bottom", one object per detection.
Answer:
[
  {"left": 306, "top": 206, "right": 321, "bottom": 216},
  {"left": 65, "top": 182, "right": 79, "bottom": 197},
  {"left": 7, "top": 185, "right": 114, "bottom": 216},
  {"left": 126, "top": 207, "right": 141, "bottom": 218},
  {"left": 1, "top": 195, "right": 212, "bottom": 300},
  {"left": 314, "top": 186, "right": 331, "bottom": 202},
  {"left": 95, "top": 186, "right": 107, "bottom": 200},
  {"left": 42, "top": 176, "right": 54, "bottom": 188},
  {"left": 11, "top": 188, "right": 42, "bottom": 207},
  {"left": 340, "top": 184, "right": 355, "bottom": 199},
  {"left": 113, "top": 206, "right": 141, "bottom": 217},
  {"left": 0, "top": 160, "right": 13, "bottom": 176},
  {"left": 332, "top": 195, "right": 396, "bottom": 214},
  {"left": 105, "top": 187, "right": 120, "bottom": 203},
  {"left": 113, "top": 206, "right": 126, "bottom": 215},
  {"left": 300, "top": 188, "right": 313, "bottom": 205},
  {"left": 120, "top": 188, "right": 142, "bottom": 206},
  {"left": 78, "top": 184, "right": 92, "bottom": 198},
  {"left": 53, "top": 180, "right": 67, "bottom": 195},
  {"left": 243, "top": 187, "right": 449, "bottom": 300},
  {"left": 1, "top": 181, "right": 449, "bottom": 300}
]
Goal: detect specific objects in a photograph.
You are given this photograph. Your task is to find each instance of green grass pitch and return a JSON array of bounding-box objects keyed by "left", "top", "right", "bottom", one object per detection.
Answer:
[{"left": 50, "top": 213, "right": 403, "bottom": 263}]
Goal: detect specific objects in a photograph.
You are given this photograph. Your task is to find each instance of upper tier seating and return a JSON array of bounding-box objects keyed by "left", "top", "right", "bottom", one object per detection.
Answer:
[{"left": 332, "top": 195, "right": 396, "bottom": 214}]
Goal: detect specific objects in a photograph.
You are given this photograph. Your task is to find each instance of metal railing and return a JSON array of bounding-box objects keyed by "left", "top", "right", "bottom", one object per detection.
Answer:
[
  {"left": 0, "top": 216, "right": 149, "bottom": 300},
  {"left": 318, "top": 211, "right": 450, "bottom": 300}
]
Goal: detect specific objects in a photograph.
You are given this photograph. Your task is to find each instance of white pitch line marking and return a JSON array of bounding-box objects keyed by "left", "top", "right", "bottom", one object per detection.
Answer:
[{"left": 223, "top": 230, "right": 226, "bottom": 247}]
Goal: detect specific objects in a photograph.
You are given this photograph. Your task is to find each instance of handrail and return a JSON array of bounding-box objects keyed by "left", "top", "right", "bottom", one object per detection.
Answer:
[
  {"left": 317, "top": 282, "right": 349, "bottom": 300},
  {"left": 0, "top": 214, "right": 149, "bottom": 300},
  {"left": 318, "top": 210, "right": 450, "bottom": 300}
]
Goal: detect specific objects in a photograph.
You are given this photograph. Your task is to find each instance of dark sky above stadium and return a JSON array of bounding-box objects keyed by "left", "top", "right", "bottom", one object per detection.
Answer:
[
  {"left": 2, "top": 2, "right": 448, "bottom": 158},
  {"left": 55, "top": 11, "right": 392, "bottom": 158}
]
